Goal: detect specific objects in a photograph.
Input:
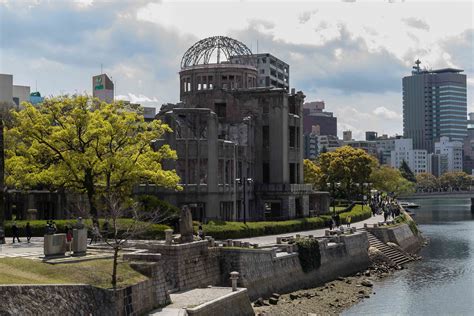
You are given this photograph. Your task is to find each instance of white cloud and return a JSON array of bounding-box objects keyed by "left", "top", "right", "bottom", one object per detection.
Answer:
[
  {"left": 116, "top": 93, "right": 159, "bottom": 104},
  {"left": 373, "top": 106, "right": 402, "bottom": 120}
]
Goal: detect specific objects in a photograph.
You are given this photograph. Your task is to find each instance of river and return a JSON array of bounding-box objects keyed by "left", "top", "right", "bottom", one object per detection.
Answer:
[{"left": 344, "top": 197, "right": 474, "bottom": 316}]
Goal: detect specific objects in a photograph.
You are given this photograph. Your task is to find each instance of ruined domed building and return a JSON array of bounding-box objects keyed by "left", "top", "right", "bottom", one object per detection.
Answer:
[{"left": 140, "top": 36, "right": 327, "bottom": 222}]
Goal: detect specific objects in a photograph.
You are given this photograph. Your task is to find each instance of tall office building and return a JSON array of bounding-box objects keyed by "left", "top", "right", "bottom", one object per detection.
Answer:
[
  {"left": 230, "top": 53, "right": 289, "bottom": 91},
  {"left": 402, "top": 60, "right": 467, "bottom": 152},
  {"left": 92, "top": 73, "right": 114, "bottom": 103},
  {"left": 303, "top": 101, "right": 337, "bottom": 136}
]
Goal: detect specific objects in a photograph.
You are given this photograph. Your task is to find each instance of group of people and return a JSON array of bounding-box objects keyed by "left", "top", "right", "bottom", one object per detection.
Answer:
[
  {"left": 326, "top": 213, "right": 352, "bottom": 231},
  {"left": 10, "top": 222, "right": 32, "bottom": 243},
  {"left": 8, "top": 218, "right": 111, "bottom": 245},
  {"left": 369, "top": 193, "right": 401, "bottom": 222}
]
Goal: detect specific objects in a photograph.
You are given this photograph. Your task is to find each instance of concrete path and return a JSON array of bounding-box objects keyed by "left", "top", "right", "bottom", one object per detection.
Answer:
[
  {"left": 0, "top": 237, "right": 43, "bottom": 258},
  {"left": 148, "top": 287, "right": 234, "bottom": 315},
  {"left": 235, "top": 213, "right": 385, "bottom": 246}
]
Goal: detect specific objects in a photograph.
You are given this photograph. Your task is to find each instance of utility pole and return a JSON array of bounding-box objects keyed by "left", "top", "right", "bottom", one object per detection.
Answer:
[{"left": 0, "top": 115, "right": 5, "bottom": 244}]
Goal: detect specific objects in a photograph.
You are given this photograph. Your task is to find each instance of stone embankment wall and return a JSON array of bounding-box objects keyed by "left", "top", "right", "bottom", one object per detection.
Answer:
[
  {"left": 127, "top": 240, "right": 221, "bottom": 291},
  {"left": 0, "top": 260, "right": 170, "bottom": 316},
  {"left": 367, "top": 223, "right": 422, "bottom": 253},
  {"left": 220, "top": 232, "right": 370, "bottom": 299}
]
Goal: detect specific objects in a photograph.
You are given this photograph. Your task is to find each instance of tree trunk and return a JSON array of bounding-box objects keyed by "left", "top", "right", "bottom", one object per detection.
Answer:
[
  {"left": 112, "top": 245, "right": 119, "bottom": 290},
  {"left": 84, "top": 170, "right": 97, "bottom": 218}
]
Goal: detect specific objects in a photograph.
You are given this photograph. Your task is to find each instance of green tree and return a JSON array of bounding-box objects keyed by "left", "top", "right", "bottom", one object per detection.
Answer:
[
  {"left": 415, "top": 172, "right": 438, "bottom": 192},
  {"left": 303, "top": 159, "right": 323, "bottom": 189},
  {"left": 399, "top": 160, "right": 416, "bottom": 183},
  {"left": 439, "top": 171, "right": 472, "bottom": 191},
  {"left": 370, "top": 165, "right": 415, "bottom": 196},
  {"left": 318, "top": 146, "right": 378, "bottom": 198},
  {"left": 5, "top": 96, "right": 181, "bottom": 217}
]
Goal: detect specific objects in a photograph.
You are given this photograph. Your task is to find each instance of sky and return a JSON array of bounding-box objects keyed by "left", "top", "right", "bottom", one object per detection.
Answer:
[{"left": 0, "top": 0, "right": 472, "bottom": 139}]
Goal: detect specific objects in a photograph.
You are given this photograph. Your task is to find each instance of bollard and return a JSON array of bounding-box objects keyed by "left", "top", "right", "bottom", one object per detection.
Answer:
[
  {"left": 286, "top": 244, "right": 293, "bottom": 253},
  {"left": 364, "top": 223, "right": 368, "bottom": 228},
  {"left": 165, "top": 229, "right": 173, "bottom": 245},
  {"left": 230, "top": 271, "right": 239, "bottom": 291}
]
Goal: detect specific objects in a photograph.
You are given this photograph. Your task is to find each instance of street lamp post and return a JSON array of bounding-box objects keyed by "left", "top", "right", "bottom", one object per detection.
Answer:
[
  {"left": 0, "top": 116, "right": 5, "bottom": 244},
  {"left": 327, "top": 181, "right": 341, "bottom": 216},
  {"left": 236, "top": 177, "right": 253, "bottom": 224}
]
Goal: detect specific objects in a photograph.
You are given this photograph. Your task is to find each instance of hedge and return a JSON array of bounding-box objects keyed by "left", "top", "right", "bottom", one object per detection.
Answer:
[
  {"left": 296, "top": 238, "right": 321, "bottom": 273},
  {"left": 3, "top": 219, "right": 170, "bottom": 240},
  {"left": 198, "top": 204, "right": 372, "bottom": 240}
]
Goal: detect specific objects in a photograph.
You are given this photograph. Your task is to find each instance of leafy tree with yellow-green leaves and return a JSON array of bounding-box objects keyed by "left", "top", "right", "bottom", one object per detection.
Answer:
[
  {"left": 318, "top": 146, "right": 378, "bottom": 198},
  {"left": 370, "top": 165, "right": 415, "bottom": 196},
  {"left": 5, "top": 96, "right": 181, "bottom": 217},
  {"left": 303, "top": 159, "right": 323, "bottom": 189}
]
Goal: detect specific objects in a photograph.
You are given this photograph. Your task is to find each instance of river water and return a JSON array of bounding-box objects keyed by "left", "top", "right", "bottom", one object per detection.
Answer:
[{"left": 344, "top": 197, "right": 474, "bottom": 316}]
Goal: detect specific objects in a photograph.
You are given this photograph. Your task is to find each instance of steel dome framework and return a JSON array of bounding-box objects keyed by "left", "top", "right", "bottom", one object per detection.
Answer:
[{"left": 181, "top": 36, "right": 253, "bottom": 69}]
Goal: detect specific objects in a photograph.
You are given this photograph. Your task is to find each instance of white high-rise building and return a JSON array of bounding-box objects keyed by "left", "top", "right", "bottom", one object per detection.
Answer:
[
  {"left": 434, "top": 136, "right": 463, "bottom": 174},
  {"left": 390, "top": 138, "right": 429, "bottom": 174}
]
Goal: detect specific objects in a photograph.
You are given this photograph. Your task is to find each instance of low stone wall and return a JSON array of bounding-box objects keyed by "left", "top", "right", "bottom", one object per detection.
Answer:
[
  {"left": 0, "top": 259, "right": 170, "bottom": 316},
  {"left": 367, "top": 223, "right": 422, "bottom": 253},
  {"left": 0, "top": 280, "right": 165, "bottom": 316},
  {"left": 185, "top": 288, "right": 254, "bottom": 316},
  {"left": 220, "top": 232, "right": 370, "bottom": 300}
]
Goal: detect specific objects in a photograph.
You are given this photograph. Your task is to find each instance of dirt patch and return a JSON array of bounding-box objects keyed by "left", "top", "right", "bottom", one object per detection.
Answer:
[{"left": 253, "top": 262, "right": 401, "bottom": 315}]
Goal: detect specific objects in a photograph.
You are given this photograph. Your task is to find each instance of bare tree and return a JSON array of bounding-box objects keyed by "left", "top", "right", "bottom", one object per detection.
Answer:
[{"left": 102, "top": 193, "right": 174, "bottom": 289}]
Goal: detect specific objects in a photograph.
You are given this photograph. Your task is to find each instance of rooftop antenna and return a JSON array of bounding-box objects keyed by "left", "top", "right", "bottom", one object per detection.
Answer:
[
  {"left": 35, "top": 80, "right": 37, "bottom": 92},
  {"left": 101, "top": 63, "right": 103, "bottom": 74},
  {"left": 413, "top": 59, "right": 421, "bottom": 73}
]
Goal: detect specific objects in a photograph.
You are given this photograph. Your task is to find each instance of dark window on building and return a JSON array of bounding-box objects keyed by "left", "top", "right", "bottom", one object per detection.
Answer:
[
  {"left": 215, "top": 103, "right": 226, "bottom": 118},
  {"left": 262, "top": 126, "right": 269, "bottom": 148},
  {"left": 289, "top": 163, "right": 296, "bottom": 184},
  {"left": 289, "top": 126, "right": 296, "bottom": 148},
  {"left": 263, "top": 163, "right": 270, "bottom": 183}
]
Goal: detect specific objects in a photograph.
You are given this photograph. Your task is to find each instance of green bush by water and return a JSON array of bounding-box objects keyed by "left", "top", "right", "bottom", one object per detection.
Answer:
[{"left": 296, "top": 238, "right": 321, "bottom": 273}]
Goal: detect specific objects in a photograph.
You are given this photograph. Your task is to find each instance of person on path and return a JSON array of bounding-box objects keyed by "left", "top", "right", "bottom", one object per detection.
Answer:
[
  {"left": 346, "top": 215, "right": 352, "bottom": 228},
  {"left": 89, "top": 223, "right": 101, "bottom": 245},
  {"left": 12, "top": 222, "right": 21, "bottom": 243},
  {"left": 66, "top": 224, "right": 73, "bottom": 254},
  {"left": 25, "top": 222, "right": 32, "bottom": 243},
  {"left": 197, "top": 225, "right": 204, "bottom": 240},
  {"left": 335, "top": 213, "right": 341, "bottom": 228}
]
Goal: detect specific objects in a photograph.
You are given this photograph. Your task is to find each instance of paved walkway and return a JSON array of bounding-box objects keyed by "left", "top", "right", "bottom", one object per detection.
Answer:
[
  {"left": 0, "top": 237, "right": 44, "bottom": 258},
  {"left": 149, "top": 287, "right": 234, "bottom": 315},
  {"left": 235, "top": 213, "right": 385, "bottom": 246}
]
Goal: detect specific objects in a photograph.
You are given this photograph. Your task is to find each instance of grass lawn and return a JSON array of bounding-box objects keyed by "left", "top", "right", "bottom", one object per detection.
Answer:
[{"left": 0, "top": 258, "right": 147, "bottom": 289}]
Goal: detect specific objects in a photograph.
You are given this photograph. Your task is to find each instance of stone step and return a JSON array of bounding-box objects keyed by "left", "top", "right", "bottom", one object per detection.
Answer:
[{"left": 364, "top": 231, "right": 414, "bottom": 266}]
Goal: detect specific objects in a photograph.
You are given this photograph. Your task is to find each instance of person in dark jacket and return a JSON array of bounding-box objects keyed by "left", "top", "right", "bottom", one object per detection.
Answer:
[
  {"left": 25, "top": 222, "right": 32, "bottom": 243},
  {"left": 12, "top": 222, "right": 21, "bottom": 243}
]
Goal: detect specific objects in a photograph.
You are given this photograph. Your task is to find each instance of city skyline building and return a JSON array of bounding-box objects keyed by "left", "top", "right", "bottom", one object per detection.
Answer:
[
  {"left": 390, "top": 138, "right": 429, "bottom": 175},
  {"left": 434, "top": 136, "right": 463, "bottom": 175},
  {"left": 230, "top": 53, "right": 289, "bottom": 91},
  {"left": 92, "top": 73, "right": 114, "bottom": 103},
  {"left": 402, "top": 60, "right": 467, "bottom": 152}
]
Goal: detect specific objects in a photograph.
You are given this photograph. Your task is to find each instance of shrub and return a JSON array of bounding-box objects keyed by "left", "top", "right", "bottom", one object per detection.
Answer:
[
  {"left": 296, "top": 238, "right": 321, "bottom": 273},
  {"left": 3, "top": 219, "right": 170, "bottom": 239},
  {"left": 199, "top": 204, "right": 372, "bottom": 240}
]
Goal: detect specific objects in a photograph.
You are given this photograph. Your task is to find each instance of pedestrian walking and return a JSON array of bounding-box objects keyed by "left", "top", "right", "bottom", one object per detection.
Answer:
[
  {"left": 66, "top": 224, "right": 73, "bottom": 254},
  {"left": 12, "top": 222, "right": 21, "bottom": 243},
  {"left": 90, "top": 223, "right": 101, "bottom": 245},
  {"left": 197, "top": 225, "right": 204, "bottom": 240},
  {"left": 25, "top": 222, "right": 32, "bottom": 243},
  {"left": 346, "top": 215, "right": 352, "bottom": 228}
]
